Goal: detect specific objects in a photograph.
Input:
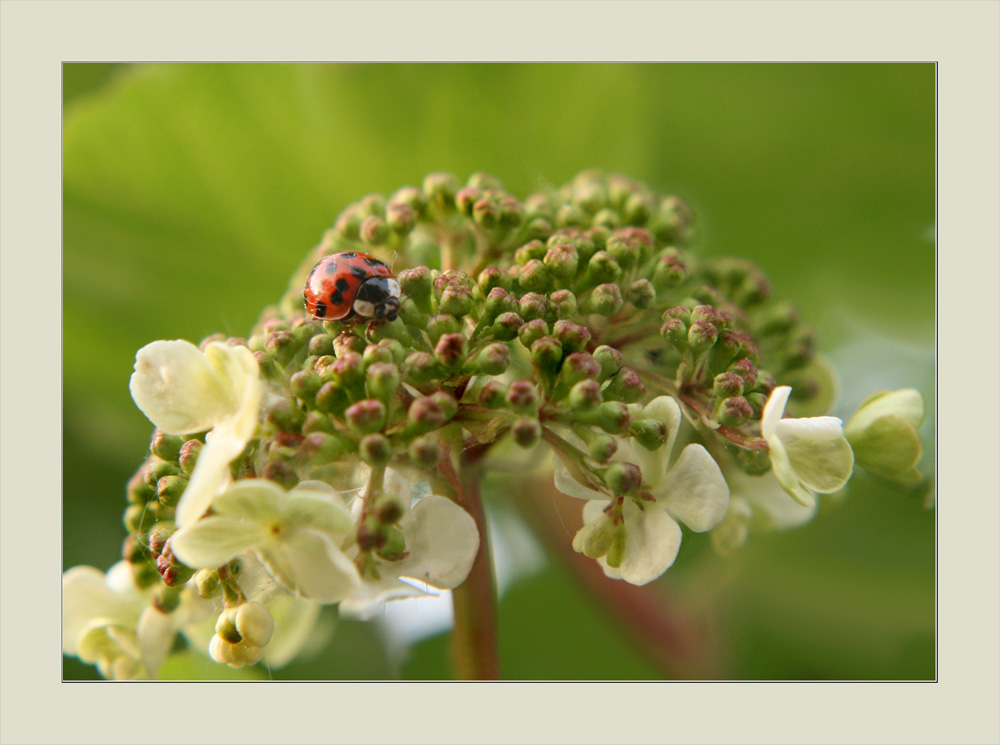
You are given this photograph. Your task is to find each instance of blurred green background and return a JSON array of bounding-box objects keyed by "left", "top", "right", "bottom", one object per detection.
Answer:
[{"left": 63, "top": 63, "right": 935, "bottom": 680}]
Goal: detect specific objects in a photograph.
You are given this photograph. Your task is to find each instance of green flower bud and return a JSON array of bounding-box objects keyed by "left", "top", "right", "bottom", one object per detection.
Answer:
[
  {"left": 844, "top": 389, "right": 925, "bottom": 481},
  {"left": 623, "top": 192, "right": 655, "bottom": 224},
  {"left": 331, "top": 332, "right": 366, "bottom": 358},
  {"left": 478, "top": 380, "right": 507, "bottom": 408},
  {"left": 472, "top": 196, "right": 500, "bottom": 229},
  {"left": 518, "top": 319, "right": 549, "bottom": 349},
  {"left": 651, "top": 251, "right": 688, "bottom": 290},
  {"left": 265, "top": 329, "right": 299, "bottom": 367},
  {"left": 568, "top": 379, "right": 603, "bottom": 412},
  {"left": 543, "top": 243, "right": 579, "bottom": 280},
  {"left": 581, "top": 250, "right": 622, "bottom": 289},
  {"left": 144, "top": 459, "right": 181, "bottom": 489},
  {"left": 290, "top": 369, "right": 323, "bottom": 403},
  {"left": 592, "top": 345, "right": 624, "bottom": 382},
  {"left": 605, "top": 232, "right": 641, "bottom": 271},
  {"left": 123, "top": 504, "right": 153, "bottom": 533},
  {"left": 426, "top": 314, "right": 462, "bottom": 342},
  {"left": 157, "top": 475, "right": 188, "bottom": 508},
  {"left": 517, "top": 259, "right": 553, "bottom": 293},
  {"left": 386, "top": 202, "right": 416, "bottom": 236},
  {"left": 603, "top": 462, "right": 642, "bottom": 496},
  {"left": 556, "top": 203, "right": 585, "bottom": 227},
  {"left": 455, "top": 186, "right": 483, "bottom": 216},
  {"left": 628, "top": 279, "right": 656, "bottom": 309},
  {"left": 438, "top": 285, "right": 475, "bottom": 317},
  {"left": 215, "top": 608, "right": 242, "bottom": 644},
  {"left": 398, "top": 266, "right": 434, "bottom": 313},
  {"left": 505, "top": 381, "right": 539, "bottom": 414},
  {"left": 406, "top": 395, "right": 452, "bottom": 435},
  {"left": 552, "top": 320, "right": 591, "bottom": 354},
  {"left": 714, "top": 372, "right": 745, "bottom": 398},
  {"left": 345, "top": 399, "right": 388, "bottom": 435},
  {"left": 423, "top": 171, "right": 460, "bottom": 212},
  {"left": 314, "top": 381, "right": 346, "bottom": 414},
  {"left": 630, "top": 417, "right": 667, "bottom": 451},
  {"left": 650, "top": 195, "right": 693, "bottom": 244},
  {"left": 302, "top": 410, "right": 335, "bottom": 434},
  {"left": 687, "top": 320, "right": 718, "bottom": 353},
  {"left": 660, "top": 318, "right": 688, "bottom": 350},
  {"left": 357, "top": 193, "right": 386, "bottom": 218},
  {"left": 127, "top": 470, "right": 157, "bottom": 504},
  {"left": 265, "top": 397, "right": 306, "bottom": 433},
  {"left": 377, "top": 526, "right": 407, "bottom": 560},
  {"left": 194, "top": 569, "right": 222, "bottom": 599},
  {"left": 530, "top": 336, "right": 563, "bottom": 375},
  {"left": 409, "top": 435, "right": 441, "bottom": 469},
  {"left": 477, "top": 267, "right": 511, "bottom": 295},
  {"left": 514, "top": 239, "right": 547, "bottom": 265},
  {"left": 389, "top": 185, "right": 428, "bottom": 217},
  {"left": 663, "top": 305, "right": 692, "bottom": 324},
  {"left": 475, "top": 342, "right": 511, "bottom": 375},
  {"left": 403, "top": 351, "right": 441, "bottom": 384},
  {"left": 511, "top": 418, "right": 541, "bottom": 448},
  {"left": 716, "top": 396, "right": 753, "bottom": 427},
  {"left": 549, "top": 289, "right": 578, "bottom": 318},
  {"left": 359, "top": 433, "right": 392, "bottom": 466},
  {"left": 235, "top": 602, "right": 274, "bottom": 648},
  {"left": 434, "top": 333, "right": 468, "bottom": 371},
  {"left": 122, "top": 533, "right": 147, "bottom": 565},
  {"left": 602, "top": 367, "right": 647, "bottom": 403},
  {"left": 754, "top": 301, "right": 799, "bottom": 336},
  {"left": 306, "top": 333, "right": 335, "bottom": 358},
  {"left": 491, "top": 312, "right": 524, "bottom": 341},
  {"left": 579, "top": 516, "right": 617, "bottom": 559},
  {"left": 577, "top": 400, "right": 630, "bottom": 435},
  {"left": 151, "top": 432, "right": 184, "bottom": 463},
  {"left": 333, "top": 205, "right": 362, "bottom": 240},
  {"left": 556, "top": 352, "right": 601, "bottom": 388},
  {"left": 592, "top": 208, "right": 620, "bottom": 229},
  {"left": 262, "top": 460, "right": 298, "bottom": 489},
  {"left": 583, "top": 283, "right": 624, "bottom": 317},
  {"left": 301, "top": 431, "right": 350, "bottom": 464},
  {"left": 518, "top": 292, "right": 549, "bottom": 322},
  {"left": 736, "top": 438, "right": 772, "bottom": 475},
  {"left": 729, "top": 358, "right": 759, "bottom": 390},
  {"left": 481, "top": 287, "right": 518, "bottom": 324},
  {"left": 365, "top": 361, "right": 401, "bottom": 403}
]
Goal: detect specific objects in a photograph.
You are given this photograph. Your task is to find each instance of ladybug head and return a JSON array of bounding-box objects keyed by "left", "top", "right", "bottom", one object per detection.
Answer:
[{"left": 353, "top": 277, "right": 401, "bottom": 322}]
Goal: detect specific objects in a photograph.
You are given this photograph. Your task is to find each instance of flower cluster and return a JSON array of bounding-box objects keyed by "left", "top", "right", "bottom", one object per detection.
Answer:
[{"left": 64, "top": 170, "right": 929, "bottom": 678}]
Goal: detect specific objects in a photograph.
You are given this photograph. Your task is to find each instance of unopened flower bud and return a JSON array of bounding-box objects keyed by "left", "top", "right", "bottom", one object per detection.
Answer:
[
  {"left": 333, "top": 205, "right": 362, "bottom": 240},
  {"left": 386, "top": 202, "right": 416, "bottom": 236},
  {"left": 157, "top": 475, "right": 188, "bottom": 508},
  {"left": 729, "top": 358, "right": 758, "bottom": 390},
  {"left": 511, "top": 418, "right": 541, "bottom": 448},
  {"left": 505, "top": 381, "right": 539, "bottom": 413},
  {"left": 518, "top": 292, "right": 549, "bottom": 322},
  {"left": 423, "top": 171, "right": 460, "bottom": 211},
  {"left": 628, "top": 279, "right": 656, "bottom": 309},
  {"left": 603, "top": 462, "right": 642, "bottom": 496},
  {"left": 491, "top": 311, "right": 524, "bottom": 341},
  {"left": 235, "top": 602, "right": 274, "bottom": 648},
  {"left": 736, "top": 438, "right": 771, "bottom": 475},
  {"left": 514, "top": 240, "right": 547, "bottom": 265},
  {"left": 714, "top": 372, "right": 745, "bottom": 399},
  {"left": 592, "top": 345, "right": 624, "bottom": 382},
  {"left": 580, "top": 401, "right": 631, "bottom": 435},
  {"left": 455, "top": 186, "right": 483, "bottom": 216},
  {"left": 345, "top": 399, "right": 388, "bottom": 435},
  {"left": 530, "top": 336, "right": 563, "bottom": 374},
  {"left": 475, "top": 342, "right": 510, "bottom": 375},
  {"left": 365, "top": 361, "right": 401, "bottom": 403},
  {"left": 844, "top": 389, "right": 925, "bottom": 481},
  {"left": 651, "top": 251, "right": 688, "bottom": 290},
  {"left": 390, "top": 185, "right": 428, "bottom": 216},
  {"left": 266, "top": 397, "right": 306, "bottom": 433},
  {"left": 144, "top": 459, "right": 181, "bottom": 489},
  {"left": 603, "top": 367, "right": 646, "bottom": 403},
  {"left": 403, "top": 351, "right": 441, "bottom": 384},
  {"left": 398, "top": 266, "right": 434, "bottom": 313},
  {"left": 630, "top": 417, "right": 668, "bottom": 451},
  {"left": 151, "top": 432, "right": 184, "bottom": 463},
  {"left": 660, "top": 318, "right": 688, "bottom": 350},
  {"left": 581, "top": 251, "right": 622, "bottom": 289},
  {"left": 592, "top": 208, "right": 620, "bottom": 228},
  {"left": 194, "top": 568, "right": 222, "bottom": 599},
  {"left": 517, "top": 259, "right": 553, "bottom": 293},
  {"left": 434, "top": 333, "right": 468, "bottom": 371},
  {"left": 472, "top": 196, "right": 500, "bottom": 228},
  {"left": 377, "top": 526, "right": 407, "bottom": 560},
  {"left": 518, "top": 319, "right": 549, "bottom": 349},
  {"left": 583, "top": 283, "right": 624, "bottom": 316},
  {"left": 543, "top": 243, "right": 579, "bottom": 279},
  {"left": 716, "top": 396, "right": 753, "bottom": 427},
  {"left": 438, "top": 285, "right": 475, "bottom": 317},
  {"left": 407, "top": 395, "right": 450, "bottom": 434},
  {"left": 127, "top": 469, "right": 157, "bottom": 504},
  {"left": 687, "top": 320, "right": 718, "bottom": 353},
  {"left": 426, "top": 314, "right": 462, "bottom": 342},
  {"left": 409, "top": 435, "right": 441, "bottom": 469},
  {"left": 359, "top": 433, "right": 392, "bottom": 466},
  {"left": 215, "top": 608, "right": 242, "bottom": 644},
  {"left": 549, "top": 289, "right": 578, "bottom": 318},
  {"left": 478, "top": 380, "right": 507, "bottom": 408},
  {"left": 568, "top": 379, "right": 603, "bottom": 412},
  {"left": 262, "top": 460, "right": 298, "bottom": 489},
  {"left": 552, "top": 320, "right": 591, "bottom": 354},
  {"left": 482, "top": 287, "right": 518, "bottom": 324},
  {"left": 265, "top": 329, "right": 298, "bottom": 367}
]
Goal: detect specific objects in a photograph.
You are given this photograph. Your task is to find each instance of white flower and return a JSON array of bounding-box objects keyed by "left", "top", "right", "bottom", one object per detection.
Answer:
[
  {"left": 170, "top": 479, "right": 361, "bottom": 603},
  {"left": 129, "top": 339, "right": 263, "bottom": 526},
  {"left": 62, "top": 561, "right": 200, "bottom": 679},
  {"left": 555, "top": 396, "right": 730, "bottom": 585},
  {"left": 761, "top": 385, "right": 854, "bottom": 508},
  {"left": 844, "top": 388, "right": 925, "bottom": 482},
  {"left": 339, "top": 470, "right": 480, "bottom": 619}
]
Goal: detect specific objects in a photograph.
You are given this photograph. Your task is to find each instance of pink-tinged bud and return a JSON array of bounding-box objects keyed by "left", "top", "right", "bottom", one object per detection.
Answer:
[
  {"left": 628, "top": 279, "right": 656, "bottom": 309},
  {"left": 549, "top": 289, "right": 578, "bottom": 318},
  {"left": 403, "top": 351, "right": 441, "bottom": 383},
  {"left": 543, "top": 243, "right": 579, "bottom": 279},
  {"left": 360, "top": 214, "right": 389, "bottom": 245},
  {"left": 530, "top": 336, "right": 563, "bottom": 374},
  {"left": 345, "top": 399, "right": 388, "bottom": 435},
  {"left": 519, "top": 292, "right": 550, "bottom": 322},
  {"left": 398, "top": 266, "right": 433, "bottom": 312},
  {"left": 714, "top": 372, "right": 745, "bottom": 398},
  {"left": 603, "top": 462, "right": 642, "bottom": 496},
  {"left": 568, "top": 379, "right": 603, "bottom": 411},
  {"left": 729, "top": 358, "right": 758, "bottom": 390},
  {"left": 651, "top": 251, "right": 688, "bottom": 290},
  {"left": 455, "top": 186, "right": 483, "bottom": 216},
  {"left": 177, "top": 439, "right": 203, "bottom": 476},
  {"left": 717, "top": 396, "right": 753, "bottom": 427},
  {"left": 409, "top": 435, "right": 441, "bottom": 469},
  {"left": 687, "top": 320, "right": 718, "bottom": 352},
  {"left": 603, "top": 367, "right": 646, "bottom": 403},
  {"left": 477, "top": 266, "right": 510, "bottom": 295},
  {"left": 478, "top": 380, "right": 507, "bottom": 408},
  {"left": 476, "top": 342, "right": 510, "bottom": 376},
  {"left": 592, "top": 345, "right": 624, "bottom": 382},
  {"left": 560, "top": 352, "right": 602, "bottom": 384},
  {"left": 492, "top": 311, "right": 524, "bottom": 341},
  {"left": 511, "top": 418, "right": 541, "bottom": 448},
  {"left": 553, "top": 320, "right": 591, "bottom": 354},
  {"left": 660, "top": 318, "right": 688, "bottom": 349},
  {"left": 505, "top": 381, "right": 539, "bottom": 413},
  {"left": 518, "top": 319, "right": 549, "bottom": 349},
  {"left": 514, "top": 239, "right": 547, "bottom": 265},
  {"left": 262, "top": 460, "right": 298, "bottom": 489},
  {"left": 434, "top": 333, "right": 468, "bottom": 370},
  {"left": 482, "top": 287, "right": 518, "bottom": 323},
  {"left": 359, "top": 433, "right": 392, "bottom": 466},
  {"left": 426, "top": 314, "right": 462, "bottom": 342},
  {"left": 583, "top": 283, "right": 624, "bottom": 317}
]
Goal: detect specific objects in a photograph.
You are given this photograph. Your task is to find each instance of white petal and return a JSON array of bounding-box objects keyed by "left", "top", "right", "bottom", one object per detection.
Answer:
[
  {"left": 129, "top": 340, "right": 238, "bottom": 434},
  {"left": 212, "top": 479, "right": 283, "bottom": 522},
  {"left": 170, "top": 517, "right": 266, "bottom": 569},
  {"left": 760, "top": 385, "right": 792, "bottom": 441},
  {"left": 261, "top": 529, "right": 361, "bottom": 603},
  {"left": 656, "top": 444, "right": 730, "bottom": 532},
  {"left": 846, "top": 388, "right": 925, "bottom": 434},
  {"left": 783, "top": 434, "right": 855, "bottom": 494},
  {"left": 136, "top": 606, "right": 176, "bottom": 678},
  {"left": 641, "top": 395, "right": 682, "bottom": 458},
  {"left": 390, "top": 495, "right": 480, "bottom": 589},
  {"left": 262, "top": 595, "right": 322, "bottom": 667},
  {"left": 62, "top": 567, "right": 125, "bottom": 655},
  {"left": 615, "top": 499, "right": 682, "bottom": 586},
  {"left": 553, "top": 456, "right": 607, "bottom": 500},
  {"left": 728, "top": 470, "right": 817, "bottom": 530},
  {"left": 774, "top": 415, "right": 844, "bottom": 443},
  {"left": 338, "top": 578, "right": 429, "bottom": 620},
  {"left": 768, "top": 435, "right": 816, "bottom": 508},
  {"left": 284, "top": 486, "right": 353, "bottom": 535},
  {"left": 174, "top": 430, "right": 243, "bottom": 527}
]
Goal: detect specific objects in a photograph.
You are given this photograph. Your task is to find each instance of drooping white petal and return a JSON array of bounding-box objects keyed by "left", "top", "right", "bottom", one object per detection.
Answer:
[
  {"left": 760, "top": 385, "right": 792, "bottom": 441},
  {"left": 390, "top": 495, "right": 480, "bottom": 589},
  {"left": 283, "top": 486, "right": 353, "bottom": 535},
  {"left": 262, "top": 595, "right": 323, "bottom": 667},
  {"left": 174, "top": 429, "right": 244, "bottom": 527},
  {"left": 170, "top": 516, "right": 266, "bottom": 569},
  {"left": 338, "top": 577, "right": 429, "bottom": 620},
  {"left": 611, "top": 499, "right": 682, "bottom": 586},
  {"left": 129, "top": 340, "right": 238, "bottom": 435},
  {"left": 553, "top": 456, "right": 606, "bottom": 500},
  {"left": 261, "top": 529, "right": 361, "bottom": 603},
  {"left": 774, "top": 415, "right": 845, "bottom": 443},
  {"left": 728, "top": 470, "right": 817, "bottom": 530},
  {"left": 212, "top": 479, "right": 283, "bottom": 522},
  {"left": 782, "top": 435, "right": 854, "bottom": 494},
  {"left": 136, "top": 606, "right": 176, "bottom": 678},
  {"left": 767, "top": 435, "right": 816, "bottom": 508},
  {"left": 656, "top": 444, "right": 730, "bottom": 532}
]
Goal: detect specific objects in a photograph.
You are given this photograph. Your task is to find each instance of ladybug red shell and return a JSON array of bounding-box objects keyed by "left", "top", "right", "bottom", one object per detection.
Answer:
[{"left": 303, "top": 252, "right": 401, "bottom": 323}]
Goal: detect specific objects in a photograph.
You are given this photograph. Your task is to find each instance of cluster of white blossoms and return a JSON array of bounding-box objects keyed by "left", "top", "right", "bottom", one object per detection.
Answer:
[{"left": 63, "top": 171, "right": 929, "bottom": 679}]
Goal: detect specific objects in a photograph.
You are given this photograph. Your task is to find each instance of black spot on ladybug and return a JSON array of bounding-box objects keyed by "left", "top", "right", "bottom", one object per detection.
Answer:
[
  {"left": 363, "top": 256, "right": 383, "bottom": 268},
  {"left": 340, "top": 252, "right": 357, "bottom": 259},
  {"left": 350, "top": 265, "right": 368, "bottom": 281},
  {"left": 335, "top": 278, "right": 350, "bottom": 291},
  {"left": 315, "top": 302, "right": 327, "bottom": 318},
  {"left": 323, "top": 261, "right": 339, "bottom": 274},
  {"left": 330, "top": 290, "right": 344, "bottom": 306}
]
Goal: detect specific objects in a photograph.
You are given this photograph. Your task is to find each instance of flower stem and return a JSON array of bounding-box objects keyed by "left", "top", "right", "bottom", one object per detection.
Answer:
[{"left": 438, "top": 451, "right": 500, "bottom": 680}]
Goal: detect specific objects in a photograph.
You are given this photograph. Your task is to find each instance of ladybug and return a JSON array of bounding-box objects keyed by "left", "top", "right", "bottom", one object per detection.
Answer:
[{"left": 302, "top": 251, "right": 401, "bottom": 323}]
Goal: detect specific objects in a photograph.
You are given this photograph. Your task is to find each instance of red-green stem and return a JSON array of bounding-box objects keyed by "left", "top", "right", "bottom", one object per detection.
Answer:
[{"left": 438, "top": 451, "right": 500, "bottom": 680}]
